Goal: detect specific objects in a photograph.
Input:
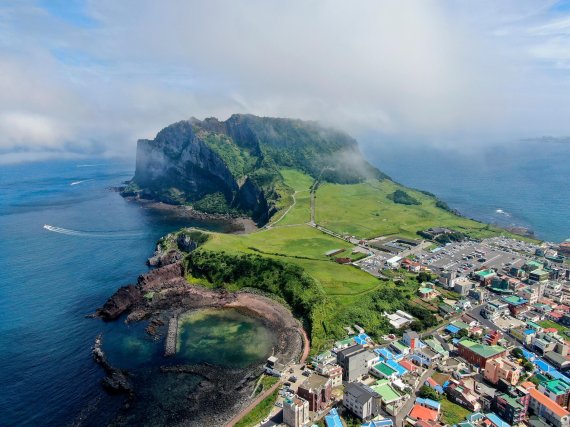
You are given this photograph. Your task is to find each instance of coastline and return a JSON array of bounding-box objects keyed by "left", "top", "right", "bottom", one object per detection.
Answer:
[
  {"left": 119, "top": 192, "right": 258, "bottom": 234},
  {"left": 93, "top": 259, "right": 305, "bottom": 426}
]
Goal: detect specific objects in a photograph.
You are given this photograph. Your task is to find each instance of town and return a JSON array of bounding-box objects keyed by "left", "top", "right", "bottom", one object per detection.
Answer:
[{"left": 250, "top": 231, "right": 570, "bottom": 427}]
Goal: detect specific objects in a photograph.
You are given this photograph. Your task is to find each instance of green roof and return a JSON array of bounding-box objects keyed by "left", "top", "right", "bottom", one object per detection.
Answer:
[
  {"left": 527, "top": 260, "right": 543, "bottom": 269},
  {"left": 531, "top": 268, "right": 549, "bottom": 276},
  {"left": 374, "top": 362, "right": 397, "bottom": 376},
  {"left": 497, "top": 393, "right": 523, "bottom": 409},
  {"left": 425, "top": 338, "right": 447, "bottom": 356},
  {"left": 458, "top": 338, "right": 506, "bottom": 358},
  {"left": 372, "top": 379, "right": 402, "bottom": 403},
  {"left": 475, "top": 269, "right": 496, "bottom": 277},
  {"left": 451, "top": 320, "right": 470, "bottom": 330},
  {"left": 542, "top": 379, "right": 570, "bottom": 396},
  {"left": 392, "top": 341, "right": 408, "bottom": 352}
]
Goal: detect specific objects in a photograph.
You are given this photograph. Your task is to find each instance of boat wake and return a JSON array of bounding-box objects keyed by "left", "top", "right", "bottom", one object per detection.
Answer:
[
  {"left": 495, "top": 208, "right": 511, "bottom": 216},
  {"left": 43, "top": 224, "right": 144, "bottom": 239},
  {"left": 70, "top": 179, "right": 94, "bottom": 186}
]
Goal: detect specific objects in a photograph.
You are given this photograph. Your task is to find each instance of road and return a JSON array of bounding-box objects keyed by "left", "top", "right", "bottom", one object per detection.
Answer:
[
  {"left": 395, "top": 367, "right": 434, "bottom": 427},
  {"left": 466, "top": 306, "right": 518, "bottom": 347}
]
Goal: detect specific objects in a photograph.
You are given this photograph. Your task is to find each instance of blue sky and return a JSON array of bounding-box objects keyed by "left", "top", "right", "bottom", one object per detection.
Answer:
[{"left": 2, "top": 0, "right": 570, "bottom": 163}]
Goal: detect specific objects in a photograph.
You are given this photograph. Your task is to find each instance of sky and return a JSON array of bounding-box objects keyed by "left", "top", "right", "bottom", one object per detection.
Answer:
[{"left": 2, "top": 0, "right": 570, "bottom": 163}]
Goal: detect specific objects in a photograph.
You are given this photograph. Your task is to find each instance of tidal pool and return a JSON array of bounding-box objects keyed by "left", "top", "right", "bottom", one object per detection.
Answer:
[{"left": 176, "top": 308, "right": 275, "bottom": 368}]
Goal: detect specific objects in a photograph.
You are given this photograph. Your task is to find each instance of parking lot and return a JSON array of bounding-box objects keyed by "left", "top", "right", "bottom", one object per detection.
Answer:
[{"left": 417, "top": 240, "right": 526, "bottom": 275}]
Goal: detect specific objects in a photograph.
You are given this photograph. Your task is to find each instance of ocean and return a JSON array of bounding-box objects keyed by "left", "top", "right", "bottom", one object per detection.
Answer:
[
  {"left": 365, "top": 139, "right": 570, "bottom": 242},
  {"left": 0, "top": 143, "right": 567, "bottom": 424},
  {"left": 0, "top": 160, "right": 237, "bottom": 425}
]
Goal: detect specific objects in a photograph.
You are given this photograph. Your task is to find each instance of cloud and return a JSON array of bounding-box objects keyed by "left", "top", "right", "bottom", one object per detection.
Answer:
[{"left": 1, "top": 0, "right": 570, "bottom": 163}]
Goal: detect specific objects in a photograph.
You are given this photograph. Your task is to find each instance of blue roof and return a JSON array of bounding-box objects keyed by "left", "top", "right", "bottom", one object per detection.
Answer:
[
  {"left": 446, "top": 324, "right": 460, "bottom": 334},
  {"left": 523, "top": 329, "right": 535, "bottom": 335},
  {"left": 519, "top": 347, "right": 536, "bottom": 361},
  {"left": 548, "top": 369, "right": 570, "bottom": 382},
  {"left": 416, "top": 397, "right": 441, "bottom": 410},
  {"left": 359, "top": 333, "right": 370, "bottom": 340},
  {"left": 387, "top": 359, "right": 408, "bottom": 376},
  {"left": 325, "top": 408, "right": 343, "bottom": 427},
  {"left": 354, "top": 336, "right": 367, "bottom": 345},
  {"left": 536, "top": 358, "right": 555, "bottom": 373},
  {"left": 362, "top": 420, "right": 394, "bottom": 427},
  {"left": 485, "top": 413, "right": 510, "bottom": 427},
  {"left": 375, "top": 347, "right": 395, "bottom": 360}
]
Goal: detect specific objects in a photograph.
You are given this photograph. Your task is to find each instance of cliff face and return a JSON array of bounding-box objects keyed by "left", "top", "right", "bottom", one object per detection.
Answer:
[{"left": 125, "top": 114, "right": 386, "bottom": 225}]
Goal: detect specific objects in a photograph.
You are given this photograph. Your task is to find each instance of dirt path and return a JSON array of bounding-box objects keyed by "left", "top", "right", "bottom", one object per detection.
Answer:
[{"left": 225, "top": 381, "right": 282, "bottom": 427}]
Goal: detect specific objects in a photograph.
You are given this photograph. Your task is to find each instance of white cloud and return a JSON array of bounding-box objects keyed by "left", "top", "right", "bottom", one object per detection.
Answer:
[{"left": 1, "top": 0, "right": 570, "bottom": 162}]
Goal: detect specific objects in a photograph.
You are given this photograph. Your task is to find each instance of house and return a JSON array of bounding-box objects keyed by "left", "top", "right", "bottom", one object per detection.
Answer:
[
  {"left": 538, "top": 379, "right": 570, "bottom": 409},
  {"left": 502, "top": 295, "right": 530, "bottom": 317},
  {"left": 492, "top": 391, "right": 530, "bottom": 425},
  {"left": 403, "top": 330, "right": 423, "bottom": 351},
  {"left": 456, "top": 338, "right": 507, "bottom": 369},
  {"left": 530, "top": 269, "right": 550, "bottom": 283},
  {"left": 283, "top": 395, "right": 310, "bottom": 427},
  {"left": 322, "top": 364, "right": 343, "bottom": 388},
  {"left": 324, "top": 408, "right": 343, "bottom": 427},
  {"left": 474, "top": 269, "right": 497, "bottom": 285},
  {"left": 544, "top": 351, "right": 570, "bottom": 372},
  {"left": 371, "top": 379, "right": 405, "bottom": 414},
  {"left": 484, "top": 412, "right": 512, "bottom": 427},
  {"left": 297, "top": 374, "right": 332, "bottom": 411},
  {"left": 370, "top": 362, "right": 398, "bottom": 380},
  {"left": 481, "top": 300, "right": 509, "bottom": 320},
  {"left": 343, "top": 382, "right": 380, "bottom": 420},
  {"left": 484, "top": 357, "right": 522, "bottom": 386},
  {"left": 425, "top": 377, "right": 444, "bottom": 394},
  {"left": 454, "top": 277, "right": 475, "bottom": 296},
  {"left": 419, "top": 285, "right": 437, "bottom": 300},
  {"left": 409, "top": 347, "right": 441, "bottom": 367},
  {"left": 485, "top": 330, "right": 503, "bottom": 346},
  {"left": 439, "top": 303, "right": 456, "bottom": 318},
  {"left": 522, "top": 383, "right": 570, "bottom": 427},
  {"left": 446, "top": 381, "right": 481, "bottom": 412},
  {"left": 336, "top": 345, "right": 377, "bottom": 382},
  {"left": 408, "top": 400, "right": 440, "bottom": 423}
]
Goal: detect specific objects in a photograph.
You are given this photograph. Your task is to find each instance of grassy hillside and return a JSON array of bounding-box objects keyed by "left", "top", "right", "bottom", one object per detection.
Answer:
[
  {"left": 315, "top": 179, "right": 519, "bottom": 240},
  {"left": 180, "top": 169, "right": 531, "bottom": 352}
]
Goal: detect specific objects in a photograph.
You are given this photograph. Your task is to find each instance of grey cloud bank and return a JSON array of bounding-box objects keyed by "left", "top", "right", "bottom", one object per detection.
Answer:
[{"left": 1, "top": 0, "right": 569, "bottom": 164}]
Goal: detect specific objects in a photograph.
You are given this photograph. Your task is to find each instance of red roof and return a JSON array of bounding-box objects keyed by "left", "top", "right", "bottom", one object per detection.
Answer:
[
  {"left": 409, "top": 404, "right": 439, "bottom": 421},
  {"left": 399, "top": 360, "right": 416, "bottom": 371},
  {"left": 528, "top": 387, "right": 570, "bottom": 418},
  {"left": 544, "top": 327, "right": 559, "bottom": 333}
]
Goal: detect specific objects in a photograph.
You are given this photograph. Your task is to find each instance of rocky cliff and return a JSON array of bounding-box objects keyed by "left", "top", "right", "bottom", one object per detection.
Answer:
[{"left": 123, "top": 114, "right": 387, "bottom": 225}]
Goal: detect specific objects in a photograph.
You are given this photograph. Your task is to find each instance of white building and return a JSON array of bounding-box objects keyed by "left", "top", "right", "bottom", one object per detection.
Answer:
[{"left": 283, "top": 395, "right": 310, "bottom": 427}]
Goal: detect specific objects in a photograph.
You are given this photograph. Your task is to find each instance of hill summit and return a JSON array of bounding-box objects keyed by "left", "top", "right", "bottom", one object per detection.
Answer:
[{"left": 123, "top": 114, "right": 387, "bottom": 224}]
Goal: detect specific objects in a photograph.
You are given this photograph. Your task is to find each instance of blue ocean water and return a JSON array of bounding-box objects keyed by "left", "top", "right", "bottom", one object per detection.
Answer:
[
  {"left": 365, "top": 140, "right": 570, "bottom": 242},
  {"left": 0, "top": 160, "right": 235, "bottom": 426}
]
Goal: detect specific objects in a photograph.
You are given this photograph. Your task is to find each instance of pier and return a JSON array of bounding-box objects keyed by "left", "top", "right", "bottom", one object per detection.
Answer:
[{"left": 164, "top": 315, "right": 178, "bottom": 357}]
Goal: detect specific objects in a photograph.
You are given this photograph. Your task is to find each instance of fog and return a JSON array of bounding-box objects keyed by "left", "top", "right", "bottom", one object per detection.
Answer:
[{"left": 1, "top": 0, "right": 570, "bottom": 164}]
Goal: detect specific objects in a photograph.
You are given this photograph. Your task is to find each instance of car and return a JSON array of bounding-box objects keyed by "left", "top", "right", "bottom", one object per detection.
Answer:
[
  {"left": 289, "top": 376, "right": 297, "bottom": 382},
  {"left": 302, "top": 371, "right": 311, "bottom": 377}
]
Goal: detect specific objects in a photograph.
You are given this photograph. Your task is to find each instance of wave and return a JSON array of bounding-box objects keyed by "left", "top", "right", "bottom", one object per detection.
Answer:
[
  {"left": 495, "top": 208, "right": 511, "bottom": 216},
  {"left": 76, "top": 164, "right": 104, "bottom": 168},
  {"left": 43, "top": 224, "right": 144, "bottom": 239},
  {"left": 70, "top": 179, "right": 94, "bottom": 186}
]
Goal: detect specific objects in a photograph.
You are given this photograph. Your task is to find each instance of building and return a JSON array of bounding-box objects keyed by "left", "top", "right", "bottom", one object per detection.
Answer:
[
  {"left": 371, "top": 379, "right": 405, "bottom": 414},
  {"left": 323, "top": 365, "right": 343, "bottom": 388},
  {"left": 403, "top": 330, "right": 422, "bottom": 351},
  {"left": 455, "top": 277, "right": 475, "bottom": 296},
  {"left": 408, "top": 399, "right": 440, "bottom": 423},
  {"left": 492, "top": 392, "right": 529, "bottom": 425},
  {"left": 336, "top": 345, "right": 377, "bottom": 382},
  {"left": 446, "top": 381, "right": 481, "bottom": 412},
  {"left": 370, "top": 362, "right": 398, "bottom": 380},
  {"left": 419, "top": 286, "right": 437, "bottom": 300},
  {"left": 283, "top": 395, "right": 310, "bottom": 427},
  {"left": 474, "top": 269, "right": 497, "bottom": 285},
  {"left": 456, "top": 338, "right": 507, "bottom": 368},
  {"left": 530, "top": 269, "right": 550, "bottom": 283},
  {"left": 484, "top": 357, "right": 522, "bottom": 386},
  {"left": 324, "top": 408, "right": 342, "bottom": 427},
  {"left": 343, "top": 382, "right": 380, "bottom": 420},
  {"left": 481, "top": 300, "right": 509, "bottom": 320},
  {"left": 502, "top": 295, "right": 529, "bottom": 317},
  {"left": 297, "top": 374, "right": 332, "bottom": 412},
  {"left": 409, "top": 347, "right": 442, "bottom": 367},
  {"left": 524, "top": 384, "right": 570, "bottom": 427},
  {"left": 538, "top": 379, "right": 570, "bottom": 409},
  {"left": 531, "top": 331, "right": 568, "bottom": 356}
]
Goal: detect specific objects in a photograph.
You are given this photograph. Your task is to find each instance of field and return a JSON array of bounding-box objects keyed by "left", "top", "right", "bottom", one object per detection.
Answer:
[
  {"left": 315, "top": 179, "right": 512, "bottom": 240},
  {"left": 185, "top": 169, "right": 523, "bottom": 351},
  {"left": 234, "top": 388, "right": 279, "bottom": 427},
  {"left": 440, "top": 398, "right": 471, "bottom": 425},
  {"left": 538, "top": 320, "right": 569, "bottom": 334}
]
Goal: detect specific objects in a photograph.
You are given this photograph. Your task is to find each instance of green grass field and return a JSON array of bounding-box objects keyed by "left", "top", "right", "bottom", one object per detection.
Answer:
[
  {"left": 234, "top": 388, "right": 279, "bottom": 427},
  {"left": 440, "top": 397, "right": 471, "bottom": 425},
  {"left": 538, "top": 320, "right": 568, "bottom": 334},
  {"left": 315, "top": 179, "right": 509, "bottom": 239}
]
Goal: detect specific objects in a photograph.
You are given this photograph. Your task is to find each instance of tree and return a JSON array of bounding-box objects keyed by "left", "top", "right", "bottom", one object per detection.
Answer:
[
  {"left": 417, "top": 272, "right": 432, "bottom": 283},
  {"left": 418, "top": 385, "right": 441, "bottom": 401},
  {"left": 511, "top": 348, "right": 523, "bottom": 359},
  {"left": 523, "top": 361, "right": 535, "bottom": 372},
  {"left": 457, "top": 329, "right": 469, "bottom": 338}
]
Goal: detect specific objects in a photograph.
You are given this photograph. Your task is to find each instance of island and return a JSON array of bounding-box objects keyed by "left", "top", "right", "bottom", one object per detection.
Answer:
[{"left": 96, "top": 114, "right": 564, "bottom": 427}]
